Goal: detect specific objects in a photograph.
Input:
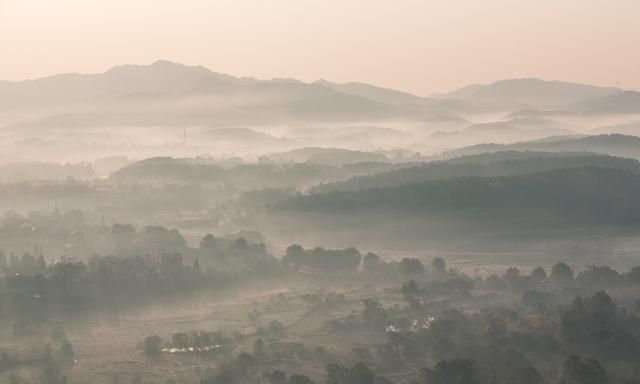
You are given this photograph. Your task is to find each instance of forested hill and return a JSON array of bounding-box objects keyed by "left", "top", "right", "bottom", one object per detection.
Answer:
[
  {"left": 312, "top": 154, "right": 640, "bottom": 193},
  {"left": 277, "top": 167, "right": 640, "bottom": 227},
  {"left": 441, "top": 134, "right": 640, "bottom": 159},
  {"left": 109, "top": 157, "right": 402, "bottom": 189}
]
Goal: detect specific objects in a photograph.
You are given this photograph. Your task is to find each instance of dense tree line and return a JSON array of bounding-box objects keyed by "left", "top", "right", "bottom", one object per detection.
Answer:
[
  {"left": 0, "top": 229, "right": 280, "bottom": 323},
  {"left": 1, "top": 323, "right": 74, "bottom": 384}
]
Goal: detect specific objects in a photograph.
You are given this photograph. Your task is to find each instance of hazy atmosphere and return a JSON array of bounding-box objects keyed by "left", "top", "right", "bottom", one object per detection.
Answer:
[
  {"left": 2, "top": 0, "right": 640, "bottom": 94},
  {"left": 2, "top": 1, "right": 640, "bottom": 384}
]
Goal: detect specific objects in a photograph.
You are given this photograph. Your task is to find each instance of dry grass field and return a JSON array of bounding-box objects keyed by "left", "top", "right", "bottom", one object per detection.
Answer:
[{"left": 41, "top": 285, "right": 397, "bottom": 384}]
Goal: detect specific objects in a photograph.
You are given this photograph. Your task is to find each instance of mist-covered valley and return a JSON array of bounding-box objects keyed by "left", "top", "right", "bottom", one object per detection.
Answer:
[{"left": 3, "top": 60, "right": 640, "bottom": 384}]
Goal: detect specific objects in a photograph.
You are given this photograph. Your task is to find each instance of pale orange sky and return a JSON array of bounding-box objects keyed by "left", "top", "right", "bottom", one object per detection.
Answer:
[{"left": 1, "top": 0, "right": 639, "bottom": 95}]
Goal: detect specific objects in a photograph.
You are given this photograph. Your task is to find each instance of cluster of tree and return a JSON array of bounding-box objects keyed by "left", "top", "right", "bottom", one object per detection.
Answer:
[
  {"left": 394, "top": 260, "right": 640, "bottom": 317},
  {"left": 479, "top": 262, "right": 640, "bottom": 299},
  {"left": 0, "top": 250, "right": 47, "bottom": 275},
  {"left": 326, "top": 362, "right": 392, "bottom": 384},
  {"left": 0, "top": 232, "right": 280, "bottom": 322},
  {"left": 414, "top": 338, "right": 617, "bottom": 383},
  {"left": 199, "top": 351, "right": 258, "bottom": 384},
  {"left": 263, "top": 369, "right": 314, "bottom": 384},
  {"left": 283, "top": 244, "right": 439, "bottom": 279},
  {"left": 261, "top": 361, "right": 393, "bottom": 384},
  {"left": 283, "top": 245, "right": 362, "bottom": 274},
  {"left": 319, "top": 259, "right": 640, "bottom": 383},
  {"left": 252, "top": 320, "right": 286, "bottom": 338},
  {"left": 198, "top": 345, "right": 317, "bottom": 384},
  {"left": 328, "top": 298, "right": 394, "bottom": 333},
  {"left": 416, "top": 355, "right": 608, "bottom": 384},
  {"left": 199, "top": 346, "right": 386, "bottom": 384},
  {"left": 198, "top": 233, "right": 275, "bottom": 271},
  {"left": 0, "top": 212, "right": 191, "bottom": 261},
  {"left": 0, "top": 252, "right": 207, "bottom": 321},
  {"left": 378, "top": 288, "right": 640, "bottom": 383},
  {"left": 0, "top": 324, "right": 73, "bottom": 384},
  {"left": 401, "top": 276, "right": 472, "bottom": 310}
]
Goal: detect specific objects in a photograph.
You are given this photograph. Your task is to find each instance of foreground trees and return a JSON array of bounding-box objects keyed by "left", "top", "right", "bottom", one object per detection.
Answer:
[{"left": 143, "top": 335, "right": 162, "bottom": 358}]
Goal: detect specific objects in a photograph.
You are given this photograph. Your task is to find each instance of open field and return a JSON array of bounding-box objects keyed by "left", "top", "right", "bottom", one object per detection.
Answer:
[{"left": 38, "top": 285, "right": 400, "bottom": 383}]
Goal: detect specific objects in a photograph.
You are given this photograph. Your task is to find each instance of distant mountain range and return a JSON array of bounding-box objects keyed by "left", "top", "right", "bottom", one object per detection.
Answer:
[
  {"left": 431, "top": 78, "right": 622, "bottom": 107},
  {"left": 1, "top": 61, "right": 637, "bottom": 129},
  {"left": 0, "top": 61, "right": 410, "bottom": 125},
  {"left": 3, "top": 60, "right": 640, "bottom": 165}
]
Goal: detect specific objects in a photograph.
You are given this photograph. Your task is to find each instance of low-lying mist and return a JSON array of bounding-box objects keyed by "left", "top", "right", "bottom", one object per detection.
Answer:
[{"left": 3, "top": 62, "right": 640, "bottom": 384}]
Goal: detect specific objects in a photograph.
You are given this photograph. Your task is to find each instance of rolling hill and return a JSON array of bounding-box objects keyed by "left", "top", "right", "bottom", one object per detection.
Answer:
[
  {"left": 265, "top": 147, "right": 391, "bottom": 166},
  {"left": 274, "top": 167, "right": 640, "bottom": 228},
  {"left": 440, "top": 134, "right": 640, "bottom": 159},
  {"left": 569, "top": 91, "right": 640, "bottom": 115},
  {"left": 311, "top": 153, "right": 640, "bottom": 193},
  {"left": 109, "top": 155, "right": 403, "bottom": 190}
]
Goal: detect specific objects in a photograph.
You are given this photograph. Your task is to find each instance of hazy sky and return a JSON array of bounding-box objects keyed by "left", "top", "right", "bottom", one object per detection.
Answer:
[{"left": 1, "top": 0, "right": 639, "bottom": 95}]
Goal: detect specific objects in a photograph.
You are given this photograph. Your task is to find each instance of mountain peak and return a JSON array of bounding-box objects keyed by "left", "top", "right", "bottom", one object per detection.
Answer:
[
  {"left": 150, "top": 59, "right": 182, "bottom": 67},
  {"left": 313, "top": 79, "right": 427, "bottom": 105},
  {"left": 106, "top": 60, "right": 212, "bottom": 76},
  {"left": 436, "top": 77, "right": 621, "bottom": 107}
]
